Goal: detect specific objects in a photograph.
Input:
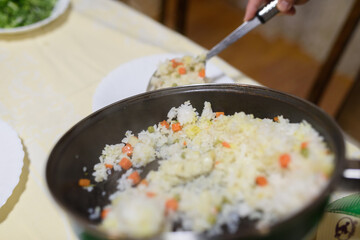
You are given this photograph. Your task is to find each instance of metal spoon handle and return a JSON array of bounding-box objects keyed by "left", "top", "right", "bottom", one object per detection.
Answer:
[
  {"left": 257, "top": 0, "right": 279, "bottom": 23},
  {"left": 206, "top": 0, "right": 279, "bottom": 61}
]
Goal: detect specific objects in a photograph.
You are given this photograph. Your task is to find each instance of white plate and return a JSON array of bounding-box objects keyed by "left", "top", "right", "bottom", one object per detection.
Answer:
[
  {"left": 0, "top": 119, "right": 24, "bottom": 207},
  {"left": 92, "top": 54, "right": 234, "bottom": 112},
  {"left": 0, "top": 0, "right": 70, "bottom": 34}
]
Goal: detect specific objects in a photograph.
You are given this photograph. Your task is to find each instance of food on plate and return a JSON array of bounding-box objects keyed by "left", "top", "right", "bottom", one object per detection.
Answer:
[
  {"left": 0, "top": 0, "right": 57, "bottom": 28},
  {"left": 149, "top": 55, "right": 207, "bottom": 90},
  {"left": 88, "top": 101, "right": 334, "bottom": 238}
]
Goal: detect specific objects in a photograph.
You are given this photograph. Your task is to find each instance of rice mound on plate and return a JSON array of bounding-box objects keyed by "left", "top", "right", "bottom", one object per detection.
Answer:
[
  {"left": 88, "top": 101, "right": 334, "bottom": 238},
  {"left": 149, "top": 55, "right": 207, "bottom": 90}
]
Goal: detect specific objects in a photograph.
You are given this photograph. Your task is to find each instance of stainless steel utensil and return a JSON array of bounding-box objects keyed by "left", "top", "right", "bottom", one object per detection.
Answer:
[
  {"left": 205, "top": 0, "right": 279, "bottom": 60},
  {"left": 146, "top": 0, "right": 279, "bottom": 91}
]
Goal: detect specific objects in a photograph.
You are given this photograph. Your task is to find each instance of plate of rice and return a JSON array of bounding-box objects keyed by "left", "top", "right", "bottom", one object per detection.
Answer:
[
  {"left": 92, "top": 54, "right": 234, "bottom": 112},
  {"left": 0, "top": 0, "right": 70, "bottom": 34}
]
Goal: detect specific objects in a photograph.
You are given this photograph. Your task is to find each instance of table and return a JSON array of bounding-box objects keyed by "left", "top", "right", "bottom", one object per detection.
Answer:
[{"left": 0, "top": 0, "right": 358, "bottom": 239}]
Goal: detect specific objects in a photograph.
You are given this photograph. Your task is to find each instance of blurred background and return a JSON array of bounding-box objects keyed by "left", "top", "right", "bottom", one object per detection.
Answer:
[{"left": 119, "top": 0, "right": 359, "bottom": 142}]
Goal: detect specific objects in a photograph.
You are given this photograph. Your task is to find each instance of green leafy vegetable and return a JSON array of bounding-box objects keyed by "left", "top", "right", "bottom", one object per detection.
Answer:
[{"left": 0, "top": 0, "right": 57, "bottom": 28}]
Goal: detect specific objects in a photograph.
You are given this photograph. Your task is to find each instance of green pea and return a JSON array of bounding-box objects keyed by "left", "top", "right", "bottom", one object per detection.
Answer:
[
  {"left": 207, "top": 215, "right": 217, "bottom": 225},
  {"left": 148, "top": 126, "right": 155, "bottom": 133},
  {"left": 215, "top": 204, "right": 222, "bottom": 213},
  {"left": 174, "top": 194, "right": 181, "bottom": 201},
  {"left": 222, "top": 197, "right": 230, "bottom": 204},
  {"left": 215, "top": 139, "right": 222, "bottom": 145},
  {"left": 301, "top": 148, "right": 309, "bottom": 158}
]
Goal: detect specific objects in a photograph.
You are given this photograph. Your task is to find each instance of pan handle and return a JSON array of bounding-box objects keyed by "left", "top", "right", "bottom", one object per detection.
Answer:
[
  {"left": 343, "top": 158, "right": 360, "bottom": 180},
  {"left": 338, "top": 158, "right": 360, "bottom": 191}
]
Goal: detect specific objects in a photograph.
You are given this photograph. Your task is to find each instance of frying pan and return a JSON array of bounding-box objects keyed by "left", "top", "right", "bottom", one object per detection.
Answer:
[{"left": 46, "top": 84, "right": 359, "bottom": 240}]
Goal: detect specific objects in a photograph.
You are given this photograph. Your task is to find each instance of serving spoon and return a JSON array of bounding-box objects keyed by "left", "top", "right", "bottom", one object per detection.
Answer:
[{"left": 147, "top": 0, "right": 279, "bottom": 91}]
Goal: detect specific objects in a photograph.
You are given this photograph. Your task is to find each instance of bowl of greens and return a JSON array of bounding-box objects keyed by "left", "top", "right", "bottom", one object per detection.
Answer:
[{"left": 0, "top": 0, "right": 70, "bottom": 34}]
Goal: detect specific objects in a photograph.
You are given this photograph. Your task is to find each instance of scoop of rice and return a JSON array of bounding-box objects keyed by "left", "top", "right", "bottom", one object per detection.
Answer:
[{"left": 149, "top": 55, "right": 207, "bottom": 90}]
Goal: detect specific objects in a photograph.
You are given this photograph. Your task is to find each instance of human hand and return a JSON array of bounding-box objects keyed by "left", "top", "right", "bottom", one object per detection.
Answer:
[{"left": 244, "top": 0, "right": 309, "bottom": 21}]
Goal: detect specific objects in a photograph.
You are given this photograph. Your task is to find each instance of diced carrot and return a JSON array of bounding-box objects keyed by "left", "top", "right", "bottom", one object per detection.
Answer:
[
  {"left": 101, "top": 208, "right": 110, "bottom": 219},
  {"left": 165, "top": 198, "right": 178, "bottom": 212},
  {"left": 171, "top": 59, "right": 177, "bottom": 68},
  {"left": 128, "top": 171, "right": 141, "bottom": 185},
  {"left": 160, "top": 120, "right": 170, "bottom": 129},
  {"left": 214, "top": 205, "right": 221, "bottom": 214},
  {"left": 78, "top": 178, "right": 90, "bottom": 187},
  {"left": 301, "top": 141, "right": 308, "bottom": 149},
  {"left": 178, "top": 67, "right": 186, "bottom": 75},
  {"left": 105, "top": 164, "right": 113, "bottom": 169},
  {"left": 321, "top": 172, "right": 329, "bottom": 180},
  {"left": 122, "top": 143, "right": 133, "bottom": 156},
  {"left": 183, "top": 141, "right": 187, "bottom": 146},
  {"left": 273, "top": 116, "right": 279, "bottom": 122},
  {"left": 279, "top": 153, "right": 291, "bottom": 168},
  {"left": 119, "top": 157, "right": 132, "bottom": 170},
  {"left": 140, "top": 179, "right": 149, "bottom": 186},
  {"left": 216, "top": 112, "right": 224, "bottom": 118},
  {"left": 198, "top": 68, "right": 205, "bottom": 78},
  {"left": 222, "top": 141, "right": 231, "bottom": 148},
  {"left": 255, "top": 176, "right": 268, "bottom": 186},
  {"left": 171, "top": 59, "right": 182, "bottom": 68},
  {"left": 146, "top": 192, "right": 157, "bottom": 198},
  {"left": 215, "top": 161, "right": 221, "bottom": 165},
  {"left": 172, "top": 122, "right": 182, "bottom": 132}
]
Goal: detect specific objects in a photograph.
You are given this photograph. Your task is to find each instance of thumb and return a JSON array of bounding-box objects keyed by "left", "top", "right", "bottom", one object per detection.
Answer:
[{"left": 277, "top": 0, "right": 295, "bottom": 12}]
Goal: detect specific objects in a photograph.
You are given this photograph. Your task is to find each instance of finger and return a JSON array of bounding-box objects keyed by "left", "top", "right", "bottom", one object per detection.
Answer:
[
  {"left": 284, "top": 6, "right": 296, "bottom": 15},
  {"left": 244, "top": 0, "right": 266, "bottom": 21},
  {"left": 277, "top": 0, "right": 295, "bottom": 13}
]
